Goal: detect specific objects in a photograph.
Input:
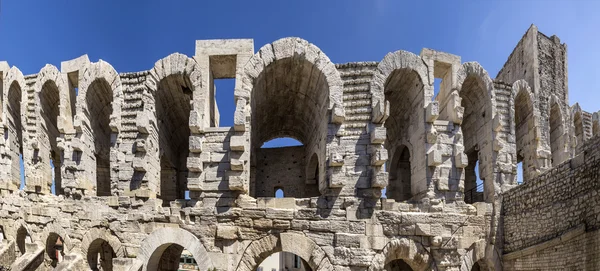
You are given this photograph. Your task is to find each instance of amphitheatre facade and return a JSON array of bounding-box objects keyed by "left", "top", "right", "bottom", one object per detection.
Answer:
[{"left": 0, "top": 25, "right": 599, "bottom": 270}]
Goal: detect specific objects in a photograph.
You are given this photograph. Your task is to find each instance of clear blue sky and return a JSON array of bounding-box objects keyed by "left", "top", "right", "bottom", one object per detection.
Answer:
[
  {"left": 2, "top": 1, "right": 598, "bottom": 192},
  {"left": 1, "top": 1, "right": 598, "bottom": 114}
]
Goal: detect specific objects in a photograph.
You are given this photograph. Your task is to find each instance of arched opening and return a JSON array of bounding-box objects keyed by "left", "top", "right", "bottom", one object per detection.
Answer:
[
  {"left": 573, "top": 111, "right": 584, "bottom": 149},
  {"left": 155, "top": 75, "right": 192, "bottom": 206},
  {"left": 87, "top": 239, "right": 116, "bottom": 271},
  {"left": 387, "top": 145, "right": 411, "bottom": 201},
  {"left": 45, "top": 233, "right": 65, "bottom": 267},
  {"left": 250, "top": 55, "right": 329, "bottom": 198},
  {"left": 384, "top": 259, "right": 413, "bottom": 271},
  {"left": 458, "top": 74, "right": 491, "bottom": 203},
  {"left": 148, "top": 243, "right": 198, "bottom": 271},
  {"left": 471, "top": 259, "right": 489, "bottom": 271},
  {"left": 384, "top": 68, "right": 424, "bottom": 200},
  {"left": 257, "top": 252, "right": 312, "bottom": 271},
  {"left": 16, "top": 226, "right": 30, "bottom": 256},
  {"left": 8, "top": 82, "right": 23, "bottom": 190},
  {"left": 40, "top": 81, "right": 62, "bottom": 195},
  {"left": 514, "top": 89, "right": 535, "bottom": 183},
  {"left": 275, "top": 188, "right": 284, "bottom": 198},
  {"left": 549, "top": 102, "right": 565, "bottom": 166},
  {"left": 85, "top": 79, "right": 113, "bottom": 196}
]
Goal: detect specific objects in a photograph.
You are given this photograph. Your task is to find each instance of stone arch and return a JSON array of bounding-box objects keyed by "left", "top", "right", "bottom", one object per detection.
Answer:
[
  {"left": 34, "top": 64, "right": 70, "bottom": 195},
  {"left": 371, "top": 50, "right": 430, "bottom": 199},
  {"left": 146, "top": 53, "right": 202, "bottom": 203},
  {"left": 75, "top": 60, "right": 122, "bottom": 196},
  {"left": 81, "top": 227, "right": 124, "bottom": 270},
  {"left": 548, "top": 94, "right": 568, "bottom": 166},
  {"left": 510, "top": 80, "right": 544, "bottom": 182},
  {"left": 455, "top": 62, "right": 497, "bottom": 202},
  {"left": 242, "top": 38, "right": 342, "bottom": 195},
  {"left": 236, "top": 232, "right": 333, "bottom": 271},
  {"left": 572, "top": 104, "right": 584, "bottom": 150},
  {"left": 12, "top": 220, "right": 33, "bottom": 256},
  {"left": 40, "top": 223, "right": 73, "bottom": 253},
  {"left": 137, "top": 227, "right": 214, "bottom": 271},
  {"left": 369, "top": 238, "right": 434, "bottom": 271},
  {"left": 3, "top": 67, "right": 27, "bottom": 191},
  {"left": 459, "top": 240, "right": 493, "bottom": 271}
]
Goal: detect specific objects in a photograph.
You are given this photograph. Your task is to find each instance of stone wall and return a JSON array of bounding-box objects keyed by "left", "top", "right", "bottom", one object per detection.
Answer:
[{"left": 502, "top": 135, "right": 600, "bottom": 269}]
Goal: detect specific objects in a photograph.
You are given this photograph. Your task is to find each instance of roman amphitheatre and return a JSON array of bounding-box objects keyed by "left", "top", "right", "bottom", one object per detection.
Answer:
[{"left": 0, "top": 25, "right": 598, "bottom": 270}]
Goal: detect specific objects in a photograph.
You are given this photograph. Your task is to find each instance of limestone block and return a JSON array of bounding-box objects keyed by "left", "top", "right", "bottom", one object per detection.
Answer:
[
  {"left": 415, "top": 223, "right": 432, "bottom": 236},
  {"left": 331, "top": 104, "right": 345, "bottom": 124},
  {"left": 426, "top": 101, "right": 439, "bottom": 123},
  {"left": 426, "top": 125, "right": 438, "bottom": 144},
  {"left": 189, "top": 110, "right": 205, "bottom": 134},
  {"left": 493, "top": 114, "right": 502, "bottom": 132},
  {"left": 455, "top": 152, "right": 468, "bottom": 168},
  {"left": 233, "top": 99, "right": 246, "bottom": 132},
  {"left": 216, "top": 225, "right": 239, "bottom": 240},
  {"left": 427, "top": 149, "right": 442, "bottom": 166},
  {"left": 370, "top": 148, "right": 388, "bottom": 166},
  {"left": 132, "top": 157, "right": 147, "bottom": 171},
  {"left": 370, "top": 127, "right": 386, "bottom": 144},
  {"left": 372, "top": 100, "right": 389, "bottom": 123},
  {"left": 186, "top": 157, "right": 203, "bottom": 172},
  {"left": 329, "top": 152, "right": 344, "bottom": 167},
  {"left": 228, "top": 176, "right": 246, "bottom": 192},
  {"left": 230, "top": 158, "right": 244, "bottom": 171},
  {"left": 189, "top": 136, "right": 203, "bottom": 153},
  {"left": 136, "top": 114, "right": 149, "bottom": 134},
  {"left": 265, "top": 208, "right": 294, "bottom": 220},
  {"left": 371, "top": 169, "right": 388, "bottom": 188},
  {"left": 230, "top": 135, "right": 245, "bottom": 151}
]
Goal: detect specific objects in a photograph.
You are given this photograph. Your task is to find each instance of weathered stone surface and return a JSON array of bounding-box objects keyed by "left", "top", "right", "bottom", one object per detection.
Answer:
[{"left": 0, "top": 26, "right": 596, "bottom": 271}]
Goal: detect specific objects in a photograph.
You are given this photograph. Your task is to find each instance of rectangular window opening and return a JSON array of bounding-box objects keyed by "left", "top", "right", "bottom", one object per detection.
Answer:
[{"left": 212, "top": 78, "right": 236, "bottom": 128}]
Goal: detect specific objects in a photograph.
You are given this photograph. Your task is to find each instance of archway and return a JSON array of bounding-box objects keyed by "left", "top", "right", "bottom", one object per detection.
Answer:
[
  {"left": 549, "top": 99, "right": 566, "bottom": 166},
  {"left": 137, "top": 227, "right": 214, "bottom": 271},
  {"left": 512, "top": 80, "right": 540, "bottom": 182},
  {"left": 573, "top": 110, "right": 584, "bottom": 149},
  {"left": 155, "top": 74, "right": 192, "bottom": 205},
  {"left": 84, "top": 78, "right": 113, "bottom": 196},
  {"left": 87, "top": 238, "right": 116, "bottom": 271},
  {"left": 249, "top": 38, "right": 338, "bottom": 197},
  {"left": 40, "top": 80, "right": 62, "bottom": 194},
  {"left": 456, "top": 63, "right": 495, "bottom": 202},
  {"left": 387, "top": 145, "right": 411, "bottom": 201},
  {"left": 16, "top": 226, "right": 31, "bottom": 256},
  {"left": 383, "top": 66, "right": 423, "bottom": 199},
  {"left": 7, "top": 80, "right": 24, "bottom": 191},
  {"left": 369, "top": 238, "right": 433, "bottom": 271},
  {"left": 45, "top": 233, "right": 65, "bottom": 267},
  {"left": 370, "top": 50, "right": 430, "bottom": 200},
  {"left": 236, "top": 233, "right": 332, "bottom": 271}
]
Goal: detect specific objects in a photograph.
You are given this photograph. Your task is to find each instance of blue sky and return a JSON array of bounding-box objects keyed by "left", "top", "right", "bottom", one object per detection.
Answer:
[{"left": 2, "top": 1, "right": 598, "bottom": 192}]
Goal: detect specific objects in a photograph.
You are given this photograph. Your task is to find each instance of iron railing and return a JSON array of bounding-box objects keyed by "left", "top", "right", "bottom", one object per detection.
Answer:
[{"left": 464, "top": 182, "right": 484, "bottom": 204}]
